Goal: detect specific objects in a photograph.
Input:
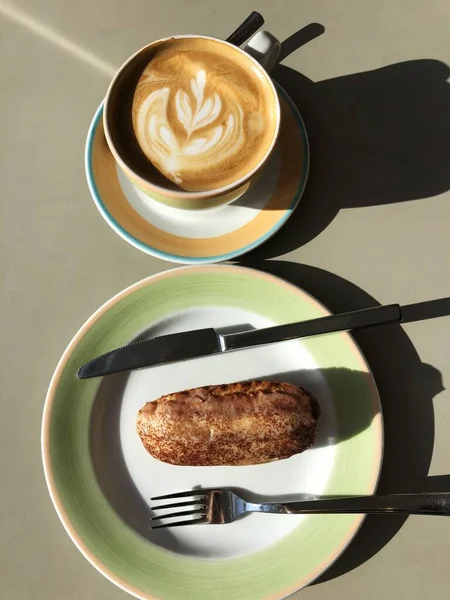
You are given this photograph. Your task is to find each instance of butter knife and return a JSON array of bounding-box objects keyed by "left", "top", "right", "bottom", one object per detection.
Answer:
[{"left": 77, "top": 304, "right": 402, "bottom": 379}]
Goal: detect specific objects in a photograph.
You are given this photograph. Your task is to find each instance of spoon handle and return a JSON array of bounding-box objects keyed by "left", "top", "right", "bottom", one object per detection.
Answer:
[{"left": 226, "top": 11, "right": 265, "bottom": 47}]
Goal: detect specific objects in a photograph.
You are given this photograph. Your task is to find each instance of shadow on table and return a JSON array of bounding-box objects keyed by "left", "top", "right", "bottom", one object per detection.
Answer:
[
  {"left": 249, "top": 24, "right": 450, "bottom": 257},
  {"left": 241, "top": 259, "right": 448, "bottom": 582}
]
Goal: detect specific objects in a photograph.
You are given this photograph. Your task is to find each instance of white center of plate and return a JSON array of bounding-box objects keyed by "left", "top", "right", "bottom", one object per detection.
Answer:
[{"left": 92, "top": 306, "right": 337, "bottom": 559}]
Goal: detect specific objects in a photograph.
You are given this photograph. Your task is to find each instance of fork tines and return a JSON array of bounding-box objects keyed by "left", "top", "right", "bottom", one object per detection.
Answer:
[{"left": 150, "top": 490, "right": 208, "bottom": 529}]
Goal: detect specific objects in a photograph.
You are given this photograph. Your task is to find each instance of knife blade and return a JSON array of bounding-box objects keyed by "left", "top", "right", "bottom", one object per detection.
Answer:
[{"left": 77, "top": 303, "right": 402, "bottom": 379}]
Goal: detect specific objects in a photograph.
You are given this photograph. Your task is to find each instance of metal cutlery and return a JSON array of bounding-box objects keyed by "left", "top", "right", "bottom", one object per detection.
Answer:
[
  {"left": 226, "top": 11, "right": 265, "bottom": 46},
  {"left": 150, "top": 488, "right": 450, "bottom": 528},
  {"left": 77, "top": 303, "right": 402, "bottom": 379}
]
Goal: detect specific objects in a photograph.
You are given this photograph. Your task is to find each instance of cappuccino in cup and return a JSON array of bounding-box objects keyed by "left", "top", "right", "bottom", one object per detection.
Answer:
[
  {"left": 131, "top": 37, "right": 276, "bottom": 192},
  {"left": 104, "top": 33, "right": 280, "bottom": 209}
]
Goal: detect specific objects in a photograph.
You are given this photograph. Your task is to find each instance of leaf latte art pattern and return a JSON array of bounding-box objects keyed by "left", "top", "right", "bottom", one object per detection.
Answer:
[
  {"left": 134, "top": 69, "right": 246, "bottom": 188},
  {"left": 131, "top": 40, "right": 274, "bottom": 192}
]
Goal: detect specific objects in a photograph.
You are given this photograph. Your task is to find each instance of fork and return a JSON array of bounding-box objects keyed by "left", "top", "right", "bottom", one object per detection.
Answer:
[{"left": 150, "top": 488, "right": 450, "bottom": 528}]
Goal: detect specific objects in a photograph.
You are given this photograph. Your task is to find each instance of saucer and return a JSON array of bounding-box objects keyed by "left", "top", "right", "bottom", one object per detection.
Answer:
[{"left": 85, "top": 85, "right": 309, "bottom": 264}]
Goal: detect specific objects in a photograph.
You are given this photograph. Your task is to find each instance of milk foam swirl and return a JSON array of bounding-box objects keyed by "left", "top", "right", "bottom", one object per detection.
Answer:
[
  {"left": 131, "top": 39, "right": 274, "bottom": 192},
  {"left": 134, "top": 69, "right": 245, "bottom": 186}
]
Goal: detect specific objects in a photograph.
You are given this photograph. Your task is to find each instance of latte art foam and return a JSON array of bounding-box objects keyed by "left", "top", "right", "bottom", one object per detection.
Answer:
[
  {"left": 136, "top": 69, "right": 245, "bottom": 185},
  {"left": 131, "top": 38, "right": 276, "bottom": 191}
]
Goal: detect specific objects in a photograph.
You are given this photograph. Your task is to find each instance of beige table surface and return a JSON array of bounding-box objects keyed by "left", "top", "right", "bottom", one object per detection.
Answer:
[{"left": 1, "top": 0, "right": 450, "bottom": 598}]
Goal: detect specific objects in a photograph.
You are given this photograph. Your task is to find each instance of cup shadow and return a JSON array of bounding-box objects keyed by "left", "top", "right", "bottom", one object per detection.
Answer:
[
  {"left": 249, "top": 24, "right": 450, "bottom": 256},
  {"left": 241, "top": 259, "right": 447, "bottom": 582}
]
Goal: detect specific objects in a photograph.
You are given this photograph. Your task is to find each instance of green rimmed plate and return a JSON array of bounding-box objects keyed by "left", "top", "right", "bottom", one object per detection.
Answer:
[{"left": 42, "top": 265, "right": 382, "bottom": 599}]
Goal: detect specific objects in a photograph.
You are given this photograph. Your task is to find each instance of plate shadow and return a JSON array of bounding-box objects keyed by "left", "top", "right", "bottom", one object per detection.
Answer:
[{"left": 241, "top": 259, "right": 446, "bottom": 582}]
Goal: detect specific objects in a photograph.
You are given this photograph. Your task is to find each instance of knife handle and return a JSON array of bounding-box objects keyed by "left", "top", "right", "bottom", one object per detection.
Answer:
[{"left": 221, "top": 304, "right": 402, "bottom": 351}]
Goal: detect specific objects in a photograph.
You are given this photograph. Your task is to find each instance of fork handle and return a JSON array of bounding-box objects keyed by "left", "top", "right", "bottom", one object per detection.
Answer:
[{"left": 249, "top": 493, "right": 450, "bottom": 516}]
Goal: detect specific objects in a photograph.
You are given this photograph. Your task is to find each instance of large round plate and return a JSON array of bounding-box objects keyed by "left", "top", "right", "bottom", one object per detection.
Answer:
[
  {"left": 85, "top": 85, "right": 309, "bottom": 264},
  {"left": 42, "top": 265, "right": 382, "bottom": 600}
]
